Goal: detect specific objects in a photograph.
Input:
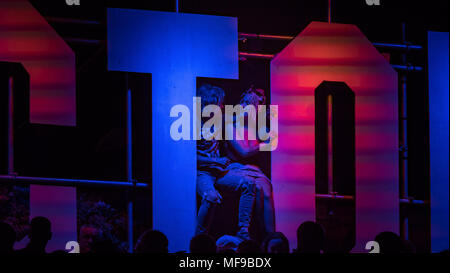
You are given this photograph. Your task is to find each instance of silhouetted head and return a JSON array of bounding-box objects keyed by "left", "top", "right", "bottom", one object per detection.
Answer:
[
  {"left": 79, "top": 225, "right": 101, "bottom": 253},
  {"left": 262, "top": 232, "right": 290, "bottom": 253},
  {"left": 375, "top": 231, "right": 403, "bottom": 253},
  {"left": 0, "top": 222, "right": 16, "bottom": 253},
  {"left": 237, "top": 240, "right": 261, "bottom": 253},
  {"left": 135, "top": 229, "right": 168, "bottom": 253},
  {"left": 296, "top": 221, "right": 325, "bottom": 253},
  {"left": 29, "top": 216, "right": 52, "bottom": 247},
  {"left": 190, "top": 234, "right": 216, "bottom": 253},
  {"left": 216, "top": 235, "right": 241, "bottom": 253}
]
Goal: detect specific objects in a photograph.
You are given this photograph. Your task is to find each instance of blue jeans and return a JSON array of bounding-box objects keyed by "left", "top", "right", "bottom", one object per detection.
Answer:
[
  {"left": 196, "top": 167, "right": 256, "bottom": 238},
  {"left": 226, "top": 163, "right": 275, "bottom": 237}
]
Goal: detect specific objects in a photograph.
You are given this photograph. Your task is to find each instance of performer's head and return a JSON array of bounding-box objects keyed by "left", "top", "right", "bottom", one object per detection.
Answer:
[
  {"left": 197, "top": 83, "right": 225, "bottom": 110},
  {"left": 240, "top": 85, "right": 266, "bottom": 108}
]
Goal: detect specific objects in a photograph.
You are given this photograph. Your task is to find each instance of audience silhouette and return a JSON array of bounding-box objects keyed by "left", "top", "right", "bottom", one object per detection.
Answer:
[
  {"left": 1, "top": 216, "right": 428, "bottom": 255},
  {"left": 0, "top": 222, "right": 16, "bottom": 253},
  {"left": 79, "top": 225, "right": 101, "bottom": 253},
  {"left": 17, "top": 216, "right": 52, "bottom": 253},
  {"left": 237, "top": 240, "right": 262, "bottom": 253},
  {"left": 190, "top": 234, "right": 216, "bottom": 253},
  {"left": 374, "top": 231, "right": 404, "bottom": 253},
  {"left": 262, "top": 232, "right": 290, "bottom": 253},
  {"left": 216, "top": 235, "right": 241, "bottom": 253},
  {"left": 134, "top": 229, "right": 168, "bottom": 253},
  {"left": 294, "top": 221, "right": 325, "bottom": 253}
]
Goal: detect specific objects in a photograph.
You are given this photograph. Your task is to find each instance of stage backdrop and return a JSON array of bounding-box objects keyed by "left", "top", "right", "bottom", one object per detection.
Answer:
[
  {"left": 0, "top": 0, "right": 76, "bottom": 125},
  {"left": 108, "top": 9, "right": 238, "bottom": 252},
  {"left": 271, "top": 22, "right": 399, "bottom": 252},
  {"left": 0, "top": 0, "right": 76, "bottom": 252}
]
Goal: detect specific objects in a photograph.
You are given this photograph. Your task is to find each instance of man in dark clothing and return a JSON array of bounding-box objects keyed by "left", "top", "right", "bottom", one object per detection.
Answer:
[{"left": 17, "top": 216, "right": 52, "bottom": 253}]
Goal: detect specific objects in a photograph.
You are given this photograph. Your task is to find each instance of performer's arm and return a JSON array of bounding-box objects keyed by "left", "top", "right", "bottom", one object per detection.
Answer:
[
  {"left": 197, "top": 155, "right": 230, "bottom": 167},
  {"left": 225, "top": 123, "right": 260, "bottom": 158}
]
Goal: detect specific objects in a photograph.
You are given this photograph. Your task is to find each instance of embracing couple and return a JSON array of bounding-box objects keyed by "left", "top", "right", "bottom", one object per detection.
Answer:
[{"left": 196, "top": 83, "right": 275, "bottom": 241}]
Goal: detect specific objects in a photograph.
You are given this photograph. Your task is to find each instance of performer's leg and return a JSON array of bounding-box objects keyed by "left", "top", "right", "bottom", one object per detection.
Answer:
[
  {"left": 196, "top": 172, "right": 220, "bottom": 235},
  {"left": 254, "top": 175, "right": 275, "bottom": 237},
  {"left": 216, "top": 171, "right": 256, "bottom": 240}
]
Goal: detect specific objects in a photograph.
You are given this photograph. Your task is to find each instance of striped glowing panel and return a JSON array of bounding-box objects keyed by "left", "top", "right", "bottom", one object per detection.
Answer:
[
  {"left": 271, "top": 22, "right": 398, "bottom": 252},
  {"left": 0, "top": 0, "right": 76, "bottom": 125}
]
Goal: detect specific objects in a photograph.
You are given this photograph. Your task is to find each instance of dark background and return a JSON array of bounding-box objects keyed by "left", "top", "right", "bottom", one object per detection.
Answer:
[{"left": 2, "top": 0, "right": 448, "bottom": 251}]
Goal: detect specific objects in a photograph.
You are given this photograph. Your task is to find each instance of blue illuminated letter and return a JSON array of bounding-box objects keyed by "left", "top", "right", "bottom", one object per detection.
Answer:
[{"left": 107, "top": 9, "right": 238, "bottom": 251}]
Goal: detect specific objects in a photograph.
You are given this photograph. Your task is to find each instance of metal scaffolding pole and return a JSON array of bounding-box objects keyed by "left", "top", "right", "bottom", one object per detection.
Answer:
[
  {"left": 0, "top": 175, "right": 147, "bottom": 188},
  {"left": 7, "top": 77, "right": 14, "bottom": 175},
  {"left": 126, "top": 75, "right": 134, "bottom": 253},
  {"left": 399, "top": 22, "right": 409, "bottom": 241},
  {"left": 328, "top": 0, "right": 332, "bottom": 24}
]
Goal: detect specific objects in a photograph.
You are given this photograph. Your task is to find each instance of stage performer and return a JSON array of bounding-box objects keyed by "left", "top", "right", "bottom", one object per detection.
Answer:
[
  {"left": 196, "top": 84, "right": 256, "bottom": 240},
  {"left": 222, "top": 86, "right": 276, "bottom": 239}
]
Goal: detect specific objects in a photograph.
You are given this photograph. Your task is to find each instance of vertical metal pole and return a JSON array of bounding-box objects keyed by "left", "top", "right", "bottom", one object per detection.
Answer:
[
  {"left": 175, "top": 0, "right": 179, "bottom": 13},
  {"left": 7, "top": 77, "right": 14, "bottom": 175},
  {"left": 400, "top": 22, "right": 409, "bottom": 240},
  {"left": 401, "top": 23, "right": 408, "bottom": 198},
  {"left": 126, "top": 75, "right": 134, "bottom": 253},
  {"left": 327, "top": 95, "right": 334, "bottom": 194},
  {"left": 328, "top": 0, "right": 332, "bottom": 23}
]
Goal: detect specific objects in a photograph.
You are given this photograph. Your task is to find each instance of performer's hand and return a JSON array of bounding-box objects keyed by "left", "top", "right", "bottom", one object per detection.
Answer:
[
  {"left": 215, "top": 157, "right": 230, "bottom": 167},
  {"left": 204, "top": 189, "right": 222, "bottom": 204}
]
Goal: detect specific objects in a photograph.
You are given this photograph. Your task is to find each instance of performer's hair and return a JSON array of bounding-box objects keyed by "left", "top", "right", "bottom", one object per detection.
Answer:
[
  {"left": 240, "top": 85, "right": 266, "bottom": 107},
  {"left": 197, "top": 83, "right": 225, "bottom": 109}
]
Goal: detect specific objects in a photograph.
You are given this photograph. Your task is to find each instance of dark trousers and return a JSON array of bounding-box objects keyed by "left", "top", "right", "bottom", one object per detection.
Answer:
[
  {"left": 196, "top": 168, "right": 256, "bottom": 238},
  {"left": 196, "top": 163, "right": 275, "bottom": 239}
]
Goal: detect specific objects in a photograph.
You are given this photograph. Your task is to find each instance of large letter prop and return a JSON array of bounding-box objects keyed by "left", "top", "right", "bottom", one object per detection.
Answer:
[
  {"left": 108, "top": 9, "right": 238, "bottom": 252},
  {"left": 271, "top": 22, "right": 399, "bottom": 252},
  {"left": 0, "top": 0, "right": 77, "bottom": 252},
  {"left": 428, "top": 31, "right": 449, "bottom": 253}
]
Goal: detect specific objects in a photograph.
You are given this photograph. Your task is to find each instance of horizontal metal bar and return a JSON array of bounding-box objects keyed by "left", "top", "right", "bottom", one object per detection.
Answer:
[
  {"left": 315, "top": 194, "right": 354, "bottom": 200},
  {"left": 239, "top": 52, "right": 275, "bottom": 60},
  {"left": 372, "top": 42, "right": 423, "bottom": 50},
  {"left": 239, "top": 32, "right": 423, "bottom": 50},
  {"left": 238, "top": 52, "right": 424, "bottom": 72},
  {"left": 0, "top": 175, "right": 148, "bottom": 188},
  {"left": 62, "top": 36, "right": 423, "bottom": 59},
  {"left": 400, "top": 198, "right": 428, "bottom": 205},
  {"left": 64, "top": 37, "right": 102, "bottom": 45},
  {"left": 38, "top": 21, "right": 423, "bottom": 51},
  {"left": 316, "top": 194, "right": 428, "bottom": 205},
  {"left": 45, "top": 17, "right": 102, "bottom": 25},
  {"left": 1, "top": 176, "right": 428, "bottom": 204},
  {"left": 239, "top": 32, "right": 294, "bottom": 41},
  {"left": 391, "top": 64, "right": 424, "bottom": 72}
]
